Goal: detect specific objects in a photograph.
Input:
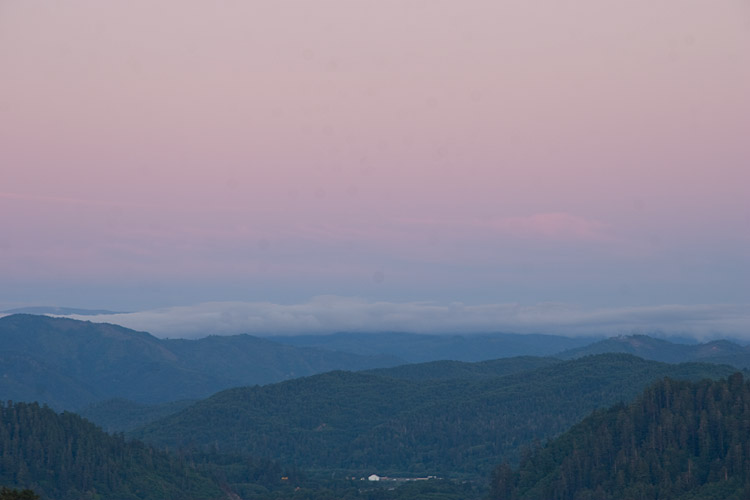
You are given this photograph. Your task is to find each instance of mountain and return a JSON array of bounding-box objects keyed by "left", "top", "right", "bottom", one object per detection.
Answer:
[
  {"left": 0, "top": 402, "right": 484, "bottom": 500},
  {"left": 0, "top": 401, "right": 223, "bottom": 500},
  {"left": 0, "top": 351, "right": 98, "bottom": 410},
  {"left": 82, "top": 357, "right": 560, "bottom": 433},
  {"left": 363, "top": 356, "right": 561, "bottom": 381},
  {"left": 0, "top": 314, "right": 402, "bottom": 410},
  {"left": 558, "top": 334, "right": 750, "bottom": 368},
  {"left": 77, "top": 398, "right": 197, "bottom": 433},
  {"left": 133, "top": 354, "right": 736, "bottom": 478},
  {"left": 492, "top": 373, "right": 750, "bottom": 500},
  {"left": 268, "top": 331, "right": 599, "bottom": 363},
  {"left": 164, "top": 333, "right": 403, "bottom": 385}
]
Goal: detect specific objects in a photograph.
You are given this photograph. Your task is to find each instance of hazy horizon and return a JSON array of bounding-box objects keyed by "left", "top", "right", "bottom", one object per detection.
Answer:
[
  {"left": 2, "top": 298, "right": 749, "bottom": 341},
  {"left": 2, "top": 1, "right": 748, "bottom": 336}
]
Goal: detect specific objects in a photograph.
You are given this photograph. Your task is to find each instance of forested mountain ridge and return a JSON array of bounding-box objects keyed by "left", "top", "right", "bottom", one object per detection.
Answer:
[
  {"left": 134, "top": 354, "right": 737, "bottom": 478},
  {"left": 80, "top": 356, "right": 561, "bottom": 433},
  {"left": 0, "top": 401, "right": 224, "bottom": 500},
  {"left": 558, "top": 334, "right": 750, "bottom": 368},
  {"left": 492, "top": 373, "right": 750, "bottom": 500},
  {"left": 0, "top": 314, "right": 401, "bottom": 410},
  {"left": 0, "top": 401, "right": 484, "bottom": 500},
  {"left": 363, "top": 356, "right": 561, "bottom": 381}
]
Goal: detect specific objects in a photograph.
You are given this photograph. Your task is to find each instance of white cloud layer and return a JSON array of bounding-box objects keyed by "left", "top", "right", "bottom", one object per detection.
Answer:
[{"left": 27, "top": 296, "right": 750, "bottom": 340}]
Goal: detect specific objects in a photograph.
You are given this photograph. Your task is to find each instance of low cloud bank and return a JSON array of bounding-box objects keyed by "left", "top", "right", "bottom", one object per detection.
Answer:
[{"left": 39, "top": 296, "right": 750, "bottom": 340}]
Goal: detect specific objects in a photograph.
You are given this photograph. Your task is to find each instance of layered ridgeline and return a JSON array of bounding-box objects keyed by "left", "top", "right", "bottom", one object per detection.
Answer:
[
  {"left": 0, "top": 314, "right": 402, "bottom": 409},
  {"left": 0, "top": 314, "right": 594, "bottom": 411},
  {"left": 134, "top": 354, "right": 736, "bottom": 478},
  {"left": 558, "top": 334, "right": 750, "bottom": 368},
  {"left": 66, "top": 332, "right": 750, "bottom": 434},
  {"left": 0, "top": 314, "right": 602, "bottom": 412},
  {"left": 491, "top": 373, "right": 750, "bottom": 500},
  {"left": 269, "top": 332, "right": 596, "bottom": 363},
  {"left": 5, "top": 313, "right": 749, "bottom": 413},
  {"left": 84, "top": 356, "right": 560, "bottom": 433},
  {"left": 364, "top": 356, "right": 561, "bottom": 381}
]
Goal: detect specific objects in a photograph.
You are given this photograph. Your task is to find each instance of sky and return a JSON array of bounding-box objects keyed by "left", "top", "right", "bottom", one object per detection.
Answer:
[{"left": 1, "top": 1, "right": 749, "bottom": 337}]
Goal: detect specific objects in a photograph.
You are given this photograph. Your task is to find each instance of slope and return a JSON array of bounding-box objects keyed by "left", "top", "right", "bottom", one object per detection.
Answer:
[
  {"left": 558, "top": 334, "right": 750, "bottom": 368},
  {"left": 494, "top": 373, "right": 750, "bottom": 500},
  {"left": 80, "top": 357, "right": 560, "bottom": 433},
  {"left": 0, "top": 401, "right": 223, "bottom": 500},
  {"left": 0, "top": 314, "right": 402, "bottom": 410},
  {"left": 363, "top": 356, "right": 561, "bottom": 381},
  {"left": 134, "top": 354, "right": 736, "bottom": 478},
  {"left": 77, "top": 398, "right": 197, "bottom": 433}
]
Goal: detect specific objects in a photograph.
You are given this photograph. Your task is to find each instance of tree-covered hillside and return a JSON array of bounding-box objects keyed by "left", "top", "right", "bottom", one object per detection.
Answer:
[
  {"left": 363, "top": 356, "right": 560, "bottom": 381},
  {"left": 0, "top": 401, "right": 223, "bottom": 500},
  {"left": 491, "top": 373, "right": 750, "bottom": 500},
  {"left": 134, "top": 354, "right": 737, "bottom": 478},
  {"left": 0, "top": 402, "right": 483, "bottom": 500},
  {"left": 80, "top": 357, "right": 559, "bottom": 433}
]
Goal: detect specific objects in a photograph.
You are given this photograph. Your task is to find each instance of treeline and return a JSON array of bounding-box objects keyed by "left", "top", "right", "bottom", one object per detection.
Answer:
[
  {"left": 0, "top": 401, "right": 222, "bottom": 500},
  {"left": 0, "top": 401, "right": 480, "bottom": 500},
  {"left": 491, "top": 373, "right": 750, "bottom": 500},
  {"left": 134, "top": 354, "right": 736, "bottom": 477}
]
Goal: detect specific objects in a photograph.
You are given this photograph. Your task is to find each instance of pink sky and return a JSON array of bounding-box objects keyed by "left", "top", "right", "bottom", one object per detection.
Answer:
[{"left": 1, "top": 0, "right": 749, "bottom": 323}]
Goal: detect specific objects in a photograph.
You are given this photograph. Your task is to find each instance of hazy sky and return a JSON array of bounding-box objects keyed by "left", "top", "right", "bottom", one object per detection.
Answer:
[{"left": 1, "top": 1, "right": 749, "bottom": 335}]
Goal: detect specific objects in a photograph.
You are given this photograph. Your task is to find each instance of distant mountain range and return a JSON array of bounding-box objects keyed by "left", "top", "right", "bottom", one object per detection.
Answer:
[
  {"left": 3, "top": 313, "right": 750, "bottom": 413},
  {"left": 268, "top": 331, "right": 598, "bottom": 363},
  {"left": 0, "top": 314, "right": 402, "bottom": 410},
  {"left": 558, "top": 334, "right": 750, "bottom": 367},
  {"left": 2, "top": 313, "right": 750, "bottom": 498},
  {"left": 0, "top": 315, "right": 601, "bottom": 411}
]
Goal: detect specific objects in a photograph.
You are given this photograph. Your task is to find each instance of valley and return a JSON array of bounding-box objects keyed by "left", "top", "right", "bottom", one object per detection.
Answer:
[{"left": 1, "top": 315, "right": 749, "bottom": 499}]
